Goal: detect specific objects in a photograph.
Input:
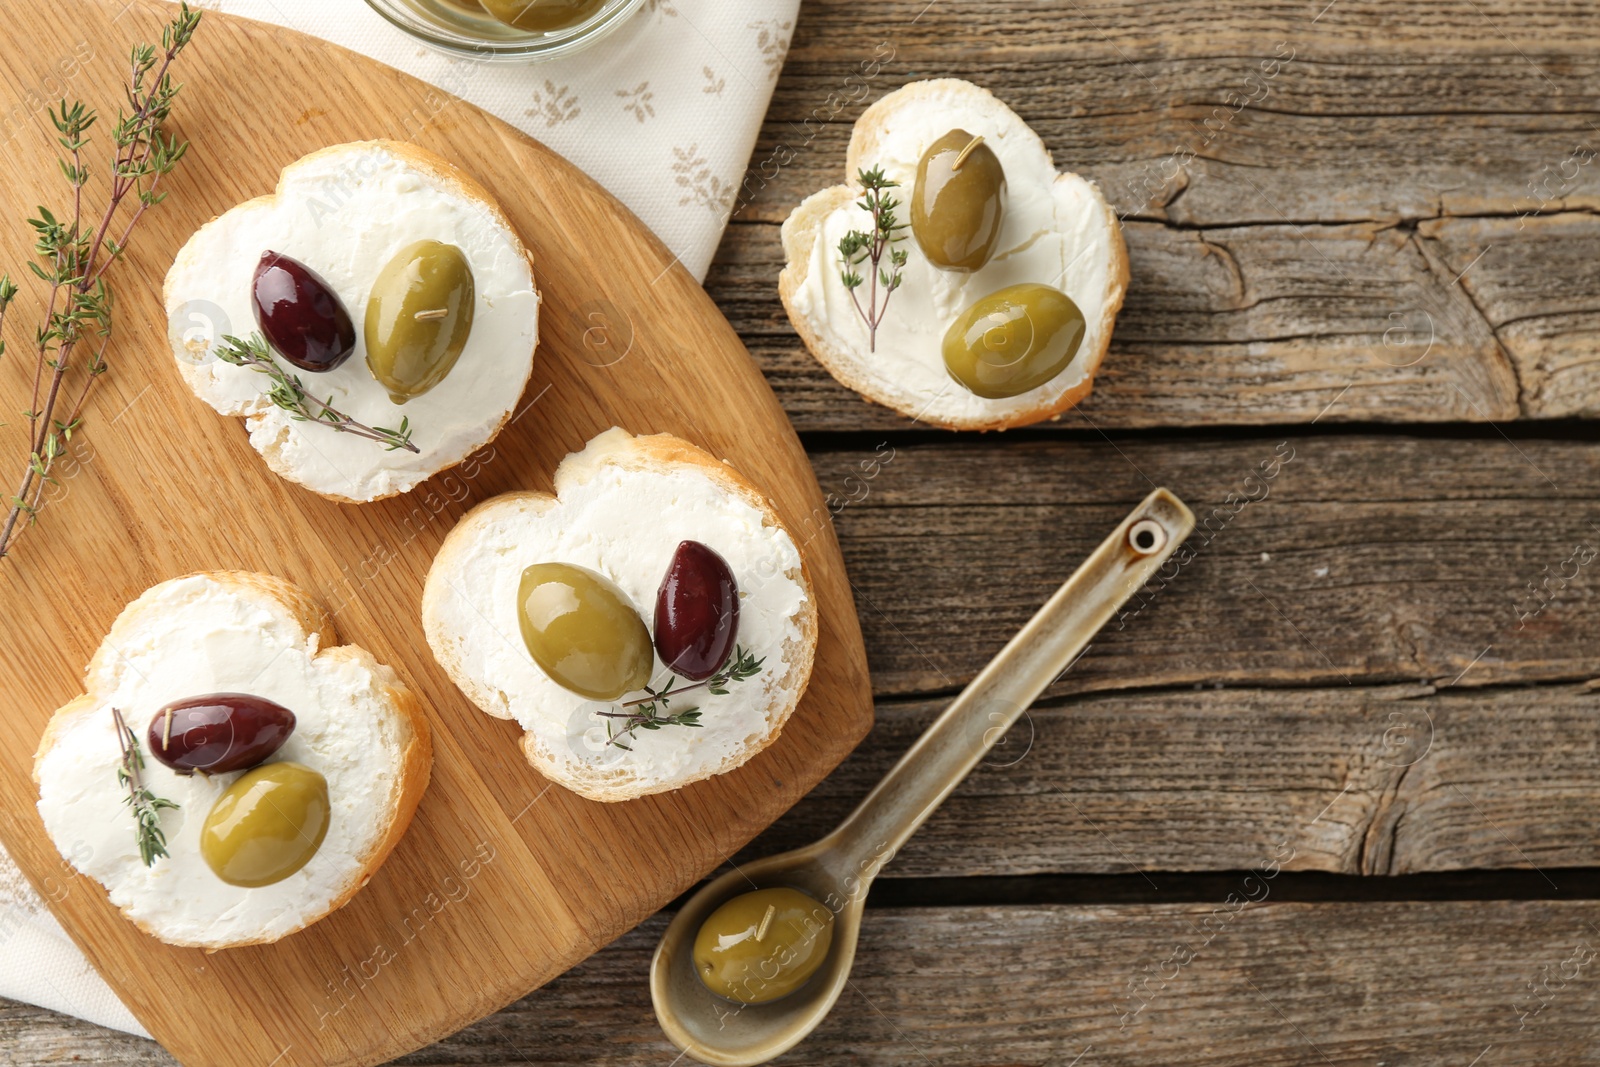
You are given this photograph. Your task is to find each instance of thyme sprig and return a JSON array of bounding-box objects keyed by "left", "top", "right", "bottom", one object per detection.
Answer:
[
  {"left": 111, "top": 707, "right": 178, "bottom": 868},
  {"left": 837, "top": 166, "right": 908, "bottom": 353},
  {"left": 600, "top": 695, "right": 700, "bottom": 752},
  {"left": 0, "top": 5, "right": 202, "bottom": 560},
  {"left": 600, "top": 645, "right": 765, "bottom": 750},
  {"left": 216, "top": 333, "right": 420, "bottom": 453}
]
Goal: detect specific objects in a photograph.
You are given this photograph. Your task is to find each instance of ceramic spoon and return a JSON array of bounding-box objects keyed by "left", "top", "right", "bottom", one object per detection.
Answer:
[{"left": 650, "top": 487, "right": 1195, "bottom": 1066}]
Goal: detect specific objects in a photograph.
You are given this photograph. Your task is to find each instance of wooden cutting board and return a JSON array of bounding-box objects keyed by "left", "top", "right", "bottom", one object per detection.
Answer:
[{"left": 0, "top": 3, "right": 872, "bottom": 1065}]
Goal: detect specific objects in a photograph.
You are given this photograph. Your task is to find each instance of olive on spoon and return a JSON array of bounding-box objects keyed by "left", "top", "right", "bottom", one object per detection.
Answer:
[{"left": 651, "top": 488, "right": 1195, "bottom": 1066}]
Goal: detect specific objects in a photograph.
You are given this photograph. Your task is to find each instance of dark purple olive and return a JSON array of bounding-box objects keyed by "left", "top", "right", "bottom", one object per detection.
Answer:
[
  {"left": 655, "top": 540, "right": 740, "bottom": 681},
  {"left": 252, "top": 250, "right": 356, "bottom": 372},
  {"left": 146, "top": 693, "right": 296, "bottom": 775}
]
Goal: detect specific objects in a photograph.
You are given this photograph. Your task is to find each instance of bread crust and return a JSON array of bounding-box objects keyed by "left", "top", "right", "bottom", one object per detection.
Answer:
[
  {"left": 33, "top": 571, "right": 432, "bottom": 950},
  {"left": 778, "top": 78, "right": 1130, "bottom": 432},
  {"left": 162, "top": 140, "right": 540, "bottom": 505},
  {"left": 422, "top": 430, "right": 819, "bottom": 803}
]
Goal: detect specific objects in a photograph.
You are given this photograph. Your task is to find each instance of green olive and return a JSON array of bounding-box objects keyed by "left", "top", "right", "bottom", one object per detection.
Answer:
[
  {"left": 911, "top": 128, "right": 1007, "bottom": 272},
  {"left": 478, "top": 0, "right": 607, "bottom": 30},
  {"left": 942, "top": 283, "right": 1086, "bottom": 399},
  {"left": 693, "top": 887, "right": 835, "bottom": 1004},
  {"left": 200, "top": 762, "right": 329, "bottom": 888},
  {"left": 518, "top": 562, "right": 653, "bottom": 701},
  {"left": 364, "top": 240, "right": 475, "bottom": 404}
]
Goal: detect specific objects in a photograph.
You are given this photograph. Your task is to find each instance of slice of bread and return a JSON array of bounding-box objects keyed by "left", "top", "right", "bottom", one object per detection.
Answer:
[
  {"left": 164, "top": 140, "right": 540, "bottom": 504},
  {"left": 422, "top": 428, "right": 818, "bottom": 802},
  {"left": 33, "top": 572, "right": 432, "bottom": 950},
  {"left": 780, "top": 79, "right": 1129, "bottom": 431}
]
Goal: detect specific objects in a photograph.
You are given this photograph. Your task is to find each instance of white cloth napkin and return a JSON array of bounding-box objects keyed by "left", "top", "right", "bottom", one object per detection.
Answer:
[
  {"left": 220, "top": 0, "right": 796, "bottom": 280},
  {"left": 0, "top": 841, "right": 150, "bottom": 1034},
  {"left": 0, "top": 0, "right": 794, "bottom": 1035}
]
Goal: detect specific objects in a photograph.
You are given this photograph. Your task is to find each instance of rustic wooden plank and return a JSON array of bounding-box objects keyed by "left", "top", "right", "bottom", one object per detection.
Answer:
[
  {"left": 10, "top": 902, "right": 1600, "bottom": 1066},
  {"left": 760, "top": 2, "right": 1600, "bottom": 228},
  {"left": 746, "top": 683, "right": 1600, "bottom": 877},
  {"left": 712, "top": 0, "right": 1600, "bottom": 429},
  {"left": 722, "top": 218, "right": 1519, "bottom": 429},
  {"left": 816, "top": 434, "right": 1600, "bottom": 697}
]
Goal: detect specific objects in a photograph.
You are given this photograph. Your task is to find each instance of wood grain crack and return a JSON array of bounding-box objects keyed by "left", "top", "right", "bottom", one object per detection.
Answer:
[
  {"left": 1404, "top": 228, "right": 1526, "bottom": 417},
  {"left": 1359, "top": 757, "right": 1416, "bottom": 876}
]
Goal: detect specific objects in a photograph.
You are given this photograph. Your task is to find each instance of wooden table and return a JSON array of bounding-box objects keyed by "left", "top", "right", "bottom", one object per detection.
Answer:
[{"left": 7, "top": 0, "right": 1600, "bottom": 1062}]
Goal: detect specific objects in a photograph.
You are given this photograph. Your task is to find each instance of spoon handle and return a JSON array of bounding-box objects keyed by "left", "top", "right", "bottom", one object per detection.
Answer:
[{"left": 824, "top": 487, "right": 1195, "bottom": 879}]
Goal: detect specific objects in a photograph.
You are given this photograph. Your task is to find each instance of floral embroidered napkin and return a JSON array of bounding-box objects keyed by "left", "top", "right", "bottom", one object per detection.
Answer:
[{"left": 202, "top": 0, "right": 796, "bottom": 280}]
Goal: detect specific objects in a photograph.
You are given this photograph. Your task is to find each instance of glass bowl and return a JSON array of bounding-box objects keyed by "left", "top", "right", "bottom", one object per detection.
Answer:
[{"left": 363, "top": 0, "right": 646, "bottom": 62}]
